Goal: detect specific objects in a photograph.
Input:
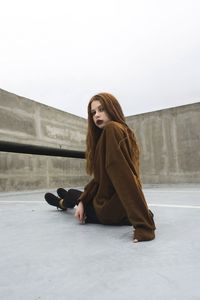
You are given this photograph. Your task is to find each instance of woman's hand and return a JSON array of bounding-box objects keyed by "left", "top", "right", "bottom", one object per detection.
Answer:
[{"left": 75, "top": 201, "right": 85, "bottom": 223}]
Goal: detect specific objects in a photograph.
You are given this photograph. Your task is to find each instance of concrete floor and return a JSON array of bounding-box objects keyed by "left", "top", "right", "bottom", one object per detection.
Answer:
[{"left": 0, "top": 187, "right": 200, "bottom": 300}]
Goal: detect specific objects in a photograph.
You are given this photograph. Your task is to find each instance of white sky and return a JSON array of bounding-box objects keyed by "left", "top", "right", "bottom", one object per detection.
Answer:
[{"left": 0, "top": 0, "right": 200, "bottom": 118}]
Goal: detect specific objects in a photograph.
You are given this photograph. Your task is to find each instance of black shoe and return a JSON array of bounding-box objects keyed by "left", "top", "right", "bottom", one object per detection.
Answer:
[
  {"left": 57, "top": 188, "right": 79, "bottom": 209},
  {"left": 57, "top": 188, "right": 68, "bottom": 199},
  {"left": 44, "top": 193, "right": 67, "bottom": 210}
]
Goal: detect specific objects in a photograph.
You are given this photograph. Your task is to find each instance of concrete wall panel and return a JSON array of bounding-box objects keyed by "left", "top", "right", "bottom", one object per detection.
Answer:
[
  {"left": 0, "top": 108, "right": 36, "bottom": 136},
  {"left": 1, "top": 88, "right": 199, "bottom": 190},
  {"left": 0, "top": 89, "right": 89, "bottom": 192},
  {"left": 176, "top": 110, "right": 200, "bottom": 172},
  {"left": 0, "top": 89, "right": 35, "bottom": 113},
  {"left": 126, "top": 102, "right": 200, "bottom": 184}
]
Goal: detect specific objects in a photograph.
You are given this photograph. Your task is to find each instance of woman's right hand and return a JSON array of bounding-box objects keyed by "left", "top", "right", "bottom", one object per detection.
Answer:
[{"left": 75, "top": 201, "right": 85, "bottom": 223}]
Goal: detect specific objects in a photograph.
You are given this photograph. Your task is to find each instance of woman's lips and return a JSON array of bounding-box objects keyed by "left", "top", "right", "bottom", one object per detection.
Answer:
[{"left": 96, "top": 120, "right": 103, "bottom": 125}]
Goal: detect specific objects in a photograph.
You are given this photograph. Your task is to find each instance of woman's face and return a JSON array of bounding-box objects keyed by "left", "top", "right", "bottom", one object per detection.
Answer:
[{"left": 90, "top": 100, "right": 111, "bottom": 129}]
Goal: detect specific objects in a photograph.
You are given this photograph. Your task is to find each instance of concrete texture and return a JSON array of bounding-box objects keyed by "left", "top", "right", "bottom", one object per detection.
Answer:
[
  {"left": 0, "top": 186, "right": 200, "bottom": 300},
  {"left": 126, "top": 102, "right": 200, "bottom": 184},
  {"left": 1, "top": 88, "right": 200, "bottom": 191},
  {"left": 0, "top": 89, "right": 89, "bottom": 192},
  {"left": 0, "top": 89, "right": 87, "bottom": 149}
]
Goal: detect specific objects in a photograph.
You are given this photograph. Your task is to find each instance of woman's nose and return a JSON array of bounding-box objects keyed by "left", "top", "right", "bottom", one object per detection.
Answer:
[{"left": 95, "top": 111, "right": 100, "bottom": 118}]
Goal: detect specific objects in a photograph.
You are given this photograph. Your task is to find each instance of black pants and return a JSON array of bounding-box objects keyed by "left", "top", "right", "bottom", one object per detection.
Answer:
[
  {"left": 63, "top": 188, "right": 132, "bottom": 226},
  {"left": 63, "top": 189, "right": 100, "bottom": 224}
]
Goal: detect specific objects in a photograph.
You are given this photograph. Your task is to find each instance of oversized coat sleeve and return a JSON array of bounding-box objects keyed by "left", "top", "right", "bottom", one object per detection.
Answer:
[
  {"left": 104, "top": 123, "right": 155, "bottom": 233},
  {"left": 76, "top": 178, "right": 98, "bottom": 207}
]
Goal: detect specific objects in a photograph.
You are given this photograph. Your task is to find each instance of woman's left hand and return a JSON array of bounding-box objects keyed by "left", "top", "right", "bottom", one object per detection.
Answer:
[{"left": 75, "top": 201, "right": 85, "bottom": 224}]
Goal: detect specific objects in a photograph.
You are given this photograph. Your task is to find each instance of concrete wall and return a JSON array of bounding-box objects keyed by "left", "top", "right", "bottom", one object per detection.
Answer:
[
  {"left": 1, "top": 88, "right": 199, "bottom": 191},
  {"left": 0, "top": 89, "right": 89, "bottom": 192},
  {"left": 126, "top": 102, "right": 200, "bottom": 184}
]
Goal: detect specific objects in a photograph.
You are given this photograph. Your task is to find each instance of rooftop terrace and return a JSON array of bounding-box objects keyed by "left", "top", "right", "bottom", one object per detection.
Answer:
[{"left": 1, "top": 186, "right": 200, "bottom": 300}]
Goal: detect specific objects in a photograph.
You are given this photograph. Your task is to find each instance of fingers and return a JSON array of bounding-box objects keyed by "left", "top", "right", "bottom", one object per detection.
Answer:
[
  {"left": 75, "top": 208, "right": 84, "bottom": 223},
  {"left": 75, "top": 209, "right": 80, "bottom": 220},
  {"left": 78, "top": 212, "right": 83, "bottom": 223}
]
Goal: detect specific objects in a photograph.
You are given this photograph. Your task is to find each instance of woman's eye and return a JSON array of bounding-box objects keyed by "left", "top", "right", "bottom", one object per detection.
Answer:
[
  {"left": 99, "top": 107, "right": 104, "bottom": 112},
  {"left": 91, "top": 111, "right": 96, "bottom": 116}
]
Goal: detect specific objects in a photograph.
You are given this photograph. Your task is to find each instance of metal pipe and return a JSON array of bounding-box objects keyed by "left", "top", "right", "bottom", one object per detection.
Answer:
[{"left": 0, "top": 140, "right": 85, "bottom": 159}]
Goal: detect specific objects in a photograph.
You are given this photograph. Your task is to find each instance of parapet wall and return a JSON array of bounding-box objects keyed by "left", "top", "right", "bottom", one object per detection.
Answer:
[
  {"left": 0, "top": 88, "right": 199, "bottom": 191},
  {"left": 0, "top": 89, "right": 89, "bottom": 192},
  {"left": 126, "top": 102, "right": 200, "bottom": 184}
]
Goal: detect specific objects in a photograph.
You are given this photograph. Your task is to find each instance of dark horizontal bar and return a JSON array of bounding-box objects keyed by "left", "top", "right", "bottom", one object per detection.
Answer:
[{"left": 0, "top": 141, "right": 85, "bottom": 159}]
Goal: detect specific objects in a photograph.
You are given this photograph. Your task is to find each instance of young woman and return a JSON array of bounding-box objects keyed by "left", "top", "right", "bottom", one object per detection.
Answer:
[{"left": 45, "top": 93, "right": 156, "bottom": 242}]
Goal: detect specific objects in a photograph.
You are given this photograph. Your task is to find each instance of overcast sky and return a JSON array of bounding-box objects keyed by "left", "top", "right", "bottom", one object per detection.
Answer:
[{"left": 1, "top": 0, "right": 200, "bottom": 118}]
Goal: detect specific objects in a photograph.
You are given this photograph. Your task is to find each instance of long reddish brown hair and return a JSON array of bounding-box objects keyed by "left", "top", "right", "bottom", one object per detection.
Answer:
[{"left": 86, "top": 92, "right": 139, "bottom": 175}]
